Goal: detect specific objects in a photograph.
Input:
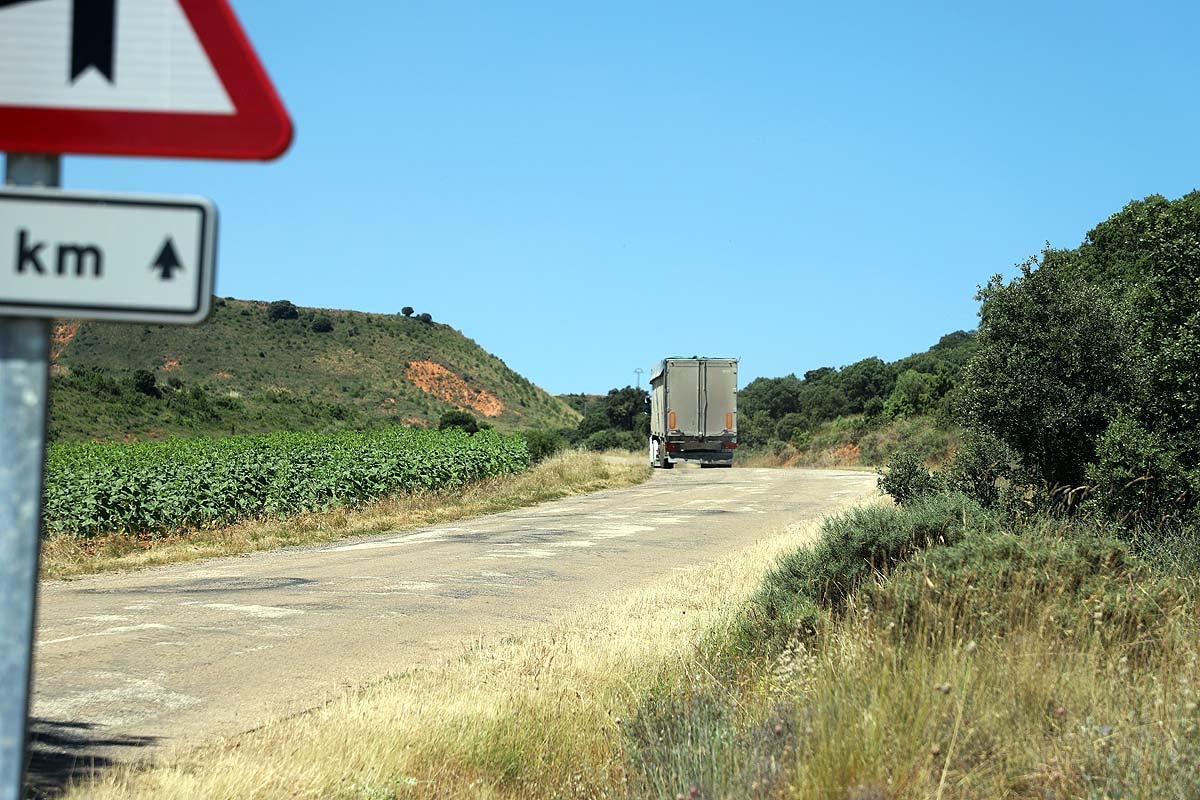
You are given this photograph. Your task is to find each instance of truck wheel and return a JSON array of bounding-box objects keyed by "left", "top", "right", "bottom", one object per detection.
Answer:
[{"left": 661, "top": 459, "right": 674, "bottom": 470}]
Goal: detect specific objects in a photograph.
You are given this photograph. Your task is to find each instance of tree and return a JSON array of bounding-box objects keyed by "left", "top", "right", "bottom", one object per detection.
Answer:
[
  {"left": 132, "top": 369, "right": 160, "bottom": 398},
  {"left": 417, "top": 312, "right": 433, "bottom": 323},
  {"left": 267, "top": 300, "right": 299, "bottom": 321},
  {"left": 438, "top": 410, "right": 478, "bottom": 433},
  {"left": 310, "top": 315, "right": 334, "bottom": 333},
  {"left": 401, "top": 306, "right": 414, "bottom": 317},
  {"left": 883, "top": 369, "right": 938, "bottom": 419},
  {"left": 835, "top": 357, "right": 895, "bottom": 415},
  {"left": 959, "top": 252, "right": 1133, "bottom": 490}
]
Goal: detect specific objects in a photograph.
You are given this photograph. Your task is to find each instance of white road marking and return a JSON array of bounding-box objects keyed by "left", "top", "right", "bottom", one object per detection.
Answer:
[
  {"left": 327, "top": 530, "right": 448, "bottom": 552},
  {"left": 181, "top": 602, "right": 302, "bottom": 619},
  {"left": 40, "top": 623, "right": 178, "bottom": 646},
  {"left": 479, "top": 548, "right": 557, "bottom": 560}
]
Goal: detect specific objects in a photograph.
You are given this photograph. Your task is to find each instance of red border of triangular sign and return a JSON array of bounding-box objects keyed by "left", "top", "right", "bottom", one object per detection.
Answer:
[{"left": 0, "top": 0, "right": 293, "bottom": 161}]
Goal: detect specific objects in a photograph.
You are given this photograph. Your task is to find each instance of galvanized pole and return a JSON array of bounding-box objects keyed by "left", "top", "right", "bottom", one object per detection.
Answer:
[{"left": 0, "top": 153, "right": 58, "bottom": 800}]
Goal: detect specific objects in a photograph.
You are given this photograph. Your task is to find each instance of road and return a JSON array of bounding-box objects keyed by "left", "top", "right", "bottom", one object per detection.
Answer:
[{"left": 27, "top": 466, "right": 876, "bottom": 791}]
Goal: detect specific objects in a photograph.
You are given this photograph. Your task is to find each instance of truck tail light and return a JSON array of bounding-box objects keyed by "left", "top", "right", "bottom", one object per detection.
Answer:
[
  {"left": 667, "top": 410, "right": 677, "bottom": 430},
  {"left": 725, "top": 412, "right": 733, "bottom": 430},
  {"left": 724, "top": 442, "right": 738, "bottom": 449},
  {"left": 666, "top": 442, "right": 681, "bottom": 453}
]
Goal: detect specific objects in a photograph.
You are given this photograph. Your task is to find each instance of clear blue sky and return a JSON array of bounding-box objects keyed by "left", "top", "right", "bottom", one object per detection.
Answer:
[{"left": 50, "top": 1, "right": 1200, "bottom": 394}]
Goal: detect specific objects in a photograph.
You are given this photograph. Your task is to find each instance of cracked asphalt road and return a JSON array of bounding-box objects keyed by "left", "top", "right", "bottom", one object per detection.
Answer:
[{"left": 29, "top": 466, "right": 876, "bottom": 773}]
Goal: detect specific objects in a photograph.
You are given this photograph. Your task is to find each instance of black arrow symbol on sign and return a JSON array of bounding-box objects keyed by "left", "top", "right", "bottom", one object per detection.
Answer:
[
  {"left": 151, "top": 239, "right": 184, "bottom": 280},
  {"left": 71, "top": 0, "right": 117, "bottom": 83},
  {"left": 0, "top": 0, "right": 116, "bottom": 83}
]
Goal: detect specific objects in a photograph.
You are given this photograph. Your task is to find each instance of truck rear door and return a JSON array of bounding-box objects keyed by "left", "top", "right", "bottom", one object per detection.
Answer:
[
  {"left": 701, "top": 360, "right": 737, "bottom": 437},
  {"left": 665, "top": 360, "right": 701, "bottom": 435}
]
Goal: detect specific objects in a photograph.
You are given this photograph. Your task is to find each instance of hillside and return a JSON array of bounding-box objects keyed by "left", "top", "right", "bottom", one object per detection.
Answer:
[{"left": 48, "top": 298, "right": 580, "bottom": 442}]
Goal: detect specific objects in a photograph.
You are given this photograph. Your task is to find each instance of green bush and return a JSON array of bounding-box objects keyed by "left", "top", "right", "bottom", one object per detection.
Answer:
[
  {"left": 583, "top": 428, "right": 641, "bottom": 452},
  {"left": 310, "top": 315, "right": 334, "bottom": 333},
  {"left": 1086, "top": 415, "right": 1197, "bottom": 525},
  {"left": 132, "top": 369, "right": 160, "bottom": 398},
  {"left": 939, "top": 428, "right": 1022, "bottom": 510},
  {"left": 877, "top": 450, "right": 939, "bottom": 505},
  {"left": 864, "top": 522, "right": 1196, "bottom": 655},
  {"left": 437, "top": 410, "right": 479, "bottom": 434},
  {"left": 959, "top": 255, "right": 1133, "bottom": 490},
  {"left": 858, "top": 415, "right": 957, "bottom": 466},
  {"left": 520, "top": 428, "right": 567, "bottom": 463},
  {"left": 267, "top": 300, "right": 299, "bottom": 321},
  {"left": 744, "top": 493, "right": 997, "bottom": 651}
]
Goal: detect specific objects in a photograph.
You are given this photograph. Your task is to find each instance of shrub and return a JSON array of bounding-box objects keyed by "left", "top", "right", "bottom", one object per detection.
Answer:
[
  {"left": 521, "top": 429, "right": 568, "bottom": 463},
  {"left": 437, "top": 410, "right": 478, "bottom": 434},
  {"left": 938, "top": 428, "right": 1023, "bottom": 510},
  {"left": 774, "top": 412, "right": 808, "bottom": 443},
  {"left": 745, "top": 492, "right": 997, "bottom": 651},
  {"left": 958, "top": 254, "right": 1133, "bottom": 490},
  {"left": 132, "top": 369, "right": 160, "bottom": 398},
  {"left": 877, "top": 450, "right": 939, "bottom": 505},
  {"left": 417, "top": 312, "right": 433, "bottom": 323},
  {"left": 310, "top": 315, "right": 334, "bottom": 333},
  {"left": 1086, "top": 415, "right": 1197, "bottom": 526},
  {"left": 583, "top": 429, "right": 641, "bottom": 452},
  {"left": 267, "top": 300, "right": 299, "bottom": 321},
  {"left": 858, "top": 416, "right": 957, "bottom": 466},
  {"left": 865, "top": 521, "right": 1195, "bottom": 654}
]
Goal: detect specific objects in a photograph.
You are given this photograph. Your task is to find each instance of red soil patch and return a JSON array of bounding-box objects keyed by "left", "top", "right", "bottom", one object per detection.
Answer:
[
  {"left": 405, "top": 361, "right": 504, "bottom": 418},
  {"left": 214, "top": 371, "right": 233, "bottom": 380},
  {"left": 831, "top": 443, "right": 861, "bottom": 466},
  {"left": 402, "top": 416, "right": 427, "bottom": 428},
  {"left": 50, "top": 321, "right": 80, "bottom": 364},
  {"left": 162, "top": 358, "right": 182, "bottom": 372}
]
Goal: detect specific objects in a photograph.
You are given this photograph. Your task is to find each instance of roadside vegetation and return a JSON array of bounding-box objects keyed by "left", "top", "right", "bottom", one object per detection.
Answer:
[
  {"left": 53, "top": 192, "right": 1200, "bottom": 796},
  {"left": 64, "top": 494, "right": 1200, "bottom": 799},
  {"left": 45, "top": 427, "right": 528, "bottom": 538},
  {"left": 42, "top": 450, "right": 649, "bottom": 580},
  {"left": 735, "top": 331, "right": 975, "bottom": 470}
]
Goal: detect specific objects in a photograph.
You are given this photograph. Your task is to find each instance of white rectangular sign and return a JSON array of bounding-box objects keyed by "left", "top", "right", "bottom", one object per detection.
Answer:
[{"left": 0, "top": 187, "right": 216, "bottom": 324}]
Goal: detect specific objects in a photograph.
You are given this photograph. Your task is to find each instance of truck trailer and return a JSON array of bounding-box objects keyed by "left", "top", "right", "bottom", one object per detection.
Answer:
[{"left": 648, "top": 357, "right": 738, "bottom": 468}]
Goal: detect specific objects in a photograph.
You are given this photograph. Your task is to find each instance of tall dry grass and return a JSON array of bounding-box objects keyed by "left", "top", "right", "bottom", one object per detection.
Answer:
[{"left": 622, "top": 520, "right": 1200, "bottom": 799}]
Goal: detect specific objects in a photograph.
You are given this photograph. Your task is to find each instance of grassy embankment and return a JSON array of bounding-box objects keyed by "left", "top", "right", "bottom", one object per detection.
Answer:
[
  {"left": 64, "top": 491, "right": 1200, "bottom": 799},
  {"left": 739, "top": 414, "right": 960, "bottom": 471},
  {"left": 43, "top": 451, "right": 649, "bottom": 580}
]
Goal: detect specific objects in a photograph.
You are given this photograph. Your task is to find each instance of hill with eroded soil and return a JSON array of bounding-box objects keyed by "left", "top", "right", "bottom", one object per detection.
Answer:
[{"left": 49, "top": 298, "right": 579, "bottom": 441}]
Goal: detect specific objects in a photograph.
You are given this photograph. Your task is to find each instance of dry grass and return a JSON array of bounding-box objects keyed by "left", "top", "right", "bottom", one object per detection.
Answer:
[
  {"left": 715, "top": 586, "right": 1200, "bottom": 799},
  {"left": 41, "top": 452, "right": 650, "bottom": 581},
  {"left": 621, "top": 524, "right": 1200, "bottom": 799},
  {"left": 60, "top": 518, "right": 830, "bottom": 799}
]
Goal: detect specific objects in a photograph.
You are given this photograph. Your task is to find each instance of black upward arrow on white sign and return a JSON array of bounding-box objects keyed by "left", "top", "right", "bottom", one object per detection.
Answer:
[
  {"left": 151, "top": 238, "right": 183, "bottom": 280},
  {"left": 0, "top": 0, "right": 116, "bottom": 83}
]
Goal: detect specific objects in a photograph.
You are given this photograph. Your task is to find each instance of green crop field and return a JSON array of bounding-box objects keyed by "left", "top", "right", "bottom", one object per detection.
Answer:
[{"left": 44, "top": 427, "right": 529, "bottom": 537}]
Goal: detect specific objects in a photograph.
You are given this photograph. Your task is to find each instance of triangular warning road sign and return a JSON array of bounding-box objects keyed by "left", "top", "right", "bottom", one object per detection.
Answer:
[{"left": 0, "top": 0, "right": 292, "bottom": 160}]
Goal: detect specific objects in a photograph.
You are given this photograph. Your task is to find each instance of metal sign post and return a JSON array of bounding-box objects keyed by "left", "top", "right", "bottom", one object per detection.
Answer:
[{"left": 0, "top": 152, "right": 57, "bottom": 800}]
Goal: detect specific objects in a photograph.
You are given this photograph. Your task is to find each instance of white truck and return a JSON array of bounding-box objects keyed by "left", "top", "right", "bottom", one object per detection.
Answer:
[{"left": 648, "top": 357, "right": 738, "bottom": 469}]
